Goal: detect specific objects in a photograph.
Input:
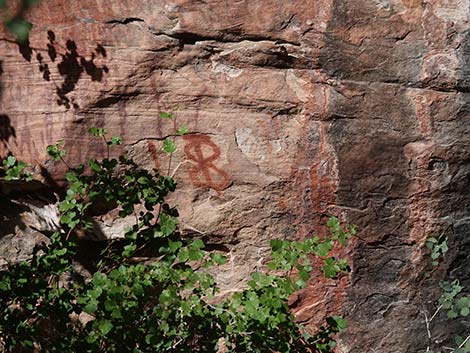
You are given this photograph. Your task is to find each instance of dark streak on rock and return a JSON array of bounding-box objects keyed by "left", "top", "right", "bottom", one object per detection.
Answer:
[
  {"left": 104, "top": 17, "right": 145, "bottom": 25},
  {"left": 91, "top": 91, "right": 140, "bottom": 109}
]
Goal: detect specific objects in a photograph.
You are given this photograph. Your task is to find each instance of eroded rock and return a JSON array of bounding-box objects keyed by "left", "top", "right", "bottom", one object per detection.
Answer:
[{"left": 0, "top": 1, "right": 469, "bottom": 352}]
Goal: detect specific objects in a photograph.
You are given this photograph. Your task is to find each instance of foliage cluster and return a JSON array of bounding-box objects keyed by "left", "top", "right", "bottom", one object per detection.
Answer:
[
  {"left": 425, "top": 236, "right": 470, "bottom": 353},
  {"left": 426, "top": 234, "right": 449, "bottom": 268},
  {"left": 0, "top": 124, "right": 354, "bottom": 352},
  {"left": 0, "top": 155, "right": 33, "bottom": 181}
]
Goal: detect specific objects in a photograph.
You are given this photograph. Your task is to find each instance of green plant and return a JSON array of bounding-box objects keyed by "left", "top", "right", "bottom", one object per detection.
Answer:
[
  {"left": 424, "top": 234, "right": 470, "bottom": 353},
  {"left": 1, "top": 155, "right": 33, "bottom": 181},
  {"left": 426, "top": 234, "right": 448, "bottom": 267},
  {"left": 0, "top": 123, "right": 353, "bottom": 352}
]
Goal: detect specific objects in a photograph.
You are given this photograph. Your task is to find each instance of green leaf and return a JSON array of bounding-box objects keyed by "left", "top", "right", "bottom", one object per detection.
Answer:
[
  {"left": 461, "top": 307, "right": 469, "bottom": 316},
  {"left": 331, "top": 316, "right": 347, "bottom": 331},
  {"left": 22, "top": 339, "right": 33, "bottom": 347},
  {"left": 441, "top": 241, "right": 448, "bottom": 254},
  {"left": 111, "top": 136, "right": 122, "bottom": 145},
  {"left": 188, "top": 247, "right": 204, "bottom": 261},
  {"left": 160, "top": 213, "right": 178, "bottom": 237},
  {"left": 95, "top": 319, "right": 113, "bottom": 335},
  {"left": 6, "top": 19, "right": 33, "bottom": 42},
  {"left": 297, "top": 265, "right": 310, "bottom": 282},
  {"left": 46, "top": 140, "right": 66, "bottom": 161},
  {"left": 176, "top": 125, "right": 189, "bottom": 136},
  {"left": 133, "top": 283, "right": 144, "bottom": 296},
  {"left": 0, "top": 279, "right": 10, "bottom": 291},
  {"left": 89, "top": 127, "right": 106, "bottom": 137},
  {"left": 178, "top": 248, "right": 189, "bottom": 262},
  {"left": 322, "top": 258, "right": 339, "bottom": 278},
  {"left": 211, "top": 253, "right": 227, "bottom": 265},
  {"left": 162, "top": 139, "right": 176, "bottom": 154},
  {"left": 137, "top": 176, "right": 149, "bottom": 184},
  {"left": 327, "top": 217, "right": 340, "bottom": 232},
  {"left": 159, "top": 112, "right": 174, "bottom": 119},
  {"left": 122, "top": 244, "right": 137, "bottom": 258},
  {"left": 270, "top": 239, "right": 284, "bottom": 252},
  {"left": 426, "top": 236, "right": 437, "bottom": 245},
  {"left": 88, "top": 287, "right": 103, "bottom": 298},
  {"left": 5, "top": 155, "right": 16, "bottom": 167},
  {"left": 191, "top": 238, "right": 204, "bottom": 249},
  {"left": 89, "top": 159, "right": 101, "bottom": 172},
  {"left": 55, "top": 248, "right": 67, "bottom": 256},
  {"left": 125, "top": 229, "right": 138, "bottom": 241},
  {"left": 92, "top": 272, "right": 108, "bottom": 287},
  {"left": 84, "top": 299, "right": 98, "bottom": 314},
  {"left": 315, "top": 241, "right": 332, "bottom": 257},
  {"left": 456, "top": 297, "right": 469, "bottom": 309},
  {"left": 167, "top": 240, "right": 183, "bottom": 253}
]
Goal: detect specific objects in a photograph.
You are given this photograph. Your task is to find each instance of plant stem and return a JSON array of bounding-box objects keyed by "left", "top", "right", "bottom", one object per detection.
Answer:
[{"left": 456, "top": 333, "right": 470, "bottom": 351}]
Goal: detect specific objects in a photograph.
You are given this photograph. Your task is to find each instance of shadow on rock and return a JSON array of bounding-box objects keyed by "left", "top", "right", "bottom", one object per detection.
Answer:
[
  {"left": 16, "top": 30, "right": 109, "bottom": 109},
  {"left": 0, "top": 114, "right": 16, "bottom": 156}
]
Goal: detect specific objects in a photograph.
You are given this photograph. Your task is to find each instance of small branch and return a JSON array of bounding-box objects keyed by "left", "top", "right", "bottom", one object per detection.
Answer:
[
  {"left": 132, "top": 207, "right": 139, "bottom": 225},
  {"left": 423, "top": 304, "right": 443, "bottom": 352},
  {"left": 166, "top": 151, "right": 174, "bottom": 177},
  {"left": 59, "top": 155, "right": 71, "bottom": 170},
  {"left": 47, "top": 274, "right": 56, "bottom": 286},
  {"left": 65, "top": 227, "right": 74, "bottom": 241},
  {"left": 128, "top": 132, "right": 213, "bottom": 147},
  {"left": 456, "top": 333, "right": 470, "bottom": 351},
  {"left": 166, "top": 116, "right": 178, "bottom": 176},
  {"left": 102, "top": 136, "right": 109, "bottom": 160},
  {"left": 170, "top": 160, "right": 191, "bottom": 178},
  {"left": 424, "top": 311, "right": 432, "bottom": 352},
  {"left": 430, "top": 305, "right": 443, "bottom": 322},
  {"left": 206, "top": 303, "right": 235, "bottom": 316},
  {"left": 167, "top": 338, "right": 183, "bottom": 350},
  {"left": 181, "top": 222, "right": 206, "bottom": 235}
]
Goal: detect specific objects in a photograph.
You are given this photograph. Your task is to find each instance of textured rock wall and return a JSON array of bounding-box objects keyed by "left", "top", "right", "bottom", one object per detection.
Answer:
[{"left": 1, "top": 1, "right": 470, "bottom": 352}]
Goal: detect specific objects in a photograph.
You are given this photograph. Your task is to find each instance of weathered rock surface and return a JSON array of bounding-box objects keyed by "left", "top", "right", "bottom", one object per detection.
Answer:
[
  {"left": 1, "top": 1, "right": 470, "bottom": 352},
  {"left": 0, "top": 180, "right": 59, "bottom": 269}
]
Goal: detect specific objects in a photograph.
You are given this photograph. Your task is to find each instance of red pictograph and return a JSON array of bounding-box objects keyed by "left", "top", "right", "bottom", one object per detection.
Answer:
[
  {"left": 147, "top": 141, "right": 160, "bottom": 170},
  {"left": 183, "top": 134, "right": 231, "bottom": 191}
]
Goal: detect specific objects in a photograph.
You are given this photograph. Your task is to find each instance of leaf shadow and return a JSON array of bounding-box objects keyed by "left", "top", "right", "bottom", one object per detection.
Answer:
[{"left": 16, "top": 30, "right": 110, "bottom": 109}]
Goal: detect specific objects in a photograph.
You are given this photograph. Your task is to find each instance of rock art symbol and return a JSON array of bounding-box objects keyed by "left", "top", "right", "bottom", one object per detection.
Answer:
[
  {"left": 183, "top": 134, "right": 231, "bottom": 191},
  {"left": 147, "top": 141, "right": 160, "bottom": 170}
]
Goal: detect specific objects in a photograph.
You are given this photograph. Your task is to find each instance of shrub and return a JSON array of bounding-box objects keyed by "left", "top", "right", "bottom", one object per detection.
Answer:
[{"left": 0, "top": 127, "right": 354, "bottom": 352}]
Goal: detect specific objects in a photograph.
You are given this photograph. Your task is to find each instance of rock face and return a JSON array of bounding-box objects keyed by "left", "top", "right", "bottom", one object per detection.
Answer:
[{"left": 1, "top": 1, "right": 470, "bottom": 352}]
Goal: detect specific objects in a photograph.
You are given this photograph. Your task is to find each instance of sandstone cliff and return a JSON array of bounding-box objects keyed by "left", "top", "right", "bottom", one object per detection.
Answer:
[{"left": 1, "top": 1, "right": 469, "bottom": 352}]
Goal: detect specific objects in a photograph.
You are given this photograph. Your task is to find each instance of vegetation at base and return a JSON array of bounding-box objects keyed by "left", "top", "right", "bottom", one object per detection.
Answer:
[{"left": 0, "top": 123, "right": 354, "bottom": 352}]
